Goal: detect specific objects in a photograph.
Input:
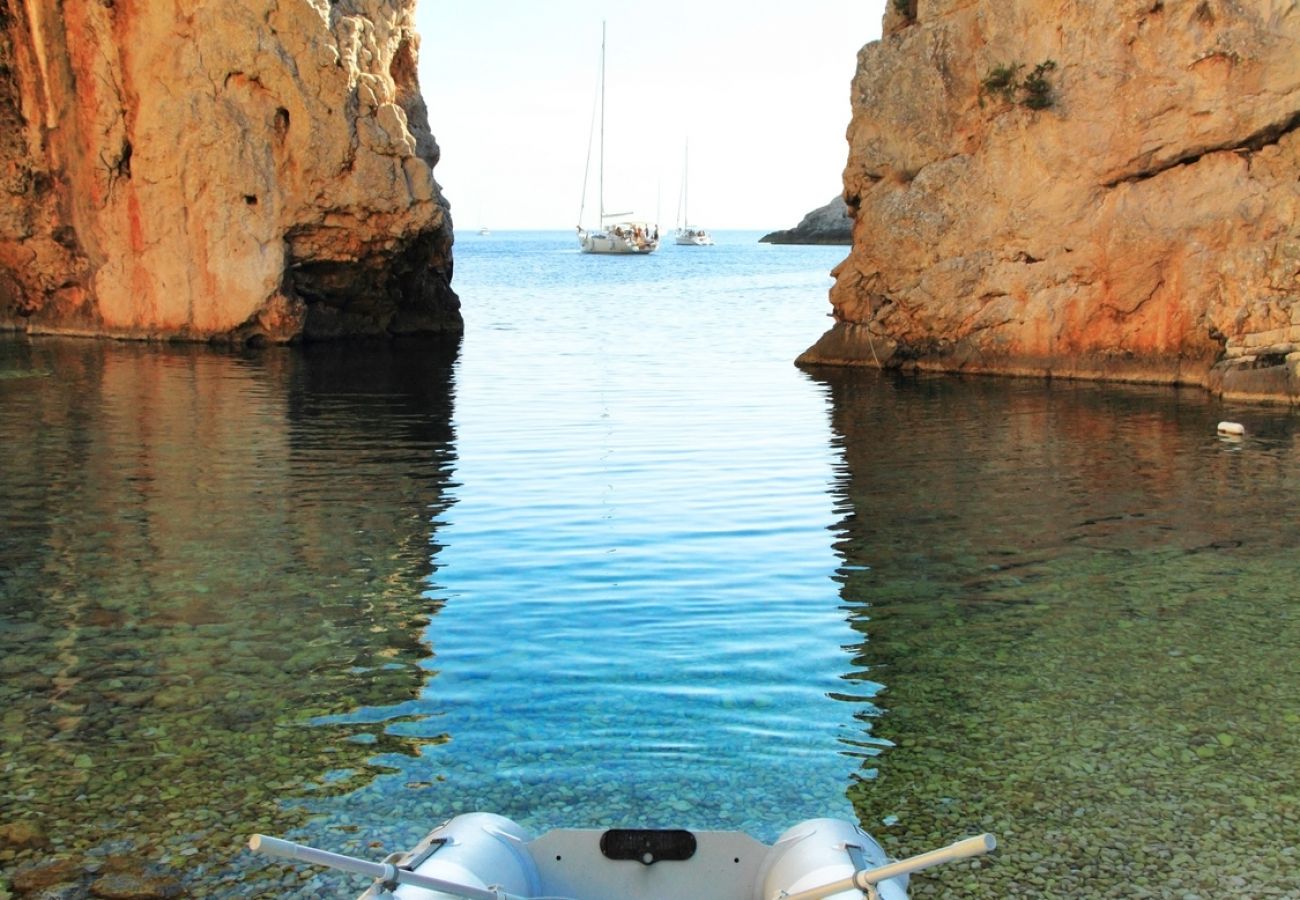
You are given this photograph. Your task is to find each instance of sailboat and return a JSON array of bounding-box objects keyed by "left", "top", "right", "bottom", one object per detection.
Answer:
[
  {"left": 675, "top": 141, "right": 714, "bottom": 246},
  {"left": 576, "top": 22, "right": 659, "bottom": 255}
]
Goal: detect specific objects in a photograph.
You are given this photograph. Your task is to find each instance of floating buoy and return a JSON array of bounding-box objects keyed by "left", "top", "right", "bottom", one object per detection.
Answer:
[{"left": 1217, "top": 421, "right": 1245, "bottom": 437}]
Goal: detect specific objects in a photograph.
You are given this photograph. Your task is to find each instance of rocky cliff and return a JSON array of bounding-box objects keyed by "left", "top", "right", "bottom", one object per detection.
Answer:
[
  {"left": 759, "top": 196, "right": 853, "bottom": 245},
  {"left": 800, "top": 0, "right": 1300, "bottom": 403},
  {"left": 0, "top": 0, "right": 458, "bottom": 343}
]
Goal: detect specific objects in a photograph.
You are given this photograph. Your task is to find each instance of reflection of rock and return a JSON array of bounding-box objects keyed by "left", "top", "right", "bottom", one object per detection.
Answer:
[
  {"left": 814, "top": 365, "right": 1300, "bottom": 897},
  {"left": 0, "top": 339, "right": 460, "bottom": 894},
  {"left": 802, "top": 2, "right": 1300, "bottom": 403},
  {"left": 0, "top": 1, "right": 458, "bottom": 343},
  {"left": 759, "top": 196, "right": 853, "bottom": 245}
]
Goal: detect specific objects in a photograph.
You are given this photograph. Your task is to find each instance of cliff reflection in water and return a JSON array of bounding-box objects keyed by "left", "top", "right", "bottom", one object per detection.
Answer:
[
  {"left": 0, "top": 337, "right": 459, "bottom": 895},
  {"left": 813, "top": 367, "right": 1300, "bottom": 898}
]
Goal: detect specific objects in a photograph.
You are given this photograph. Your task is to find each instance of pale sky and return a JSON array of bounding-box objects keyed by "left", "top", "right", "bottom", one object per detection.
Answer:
[{"left": 414, "top": 2, "right": 886, "bottom": 231}]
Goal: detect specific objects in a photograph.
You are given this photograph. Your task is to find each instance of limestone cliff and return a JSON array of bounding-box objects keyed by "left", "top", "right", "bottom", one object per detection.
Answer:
[
  {"left": 0, "top": 0, "right": 458, "bottom": 343},
  {"left": 800, "top": 0, "right": 1300, "bottom": 403}
]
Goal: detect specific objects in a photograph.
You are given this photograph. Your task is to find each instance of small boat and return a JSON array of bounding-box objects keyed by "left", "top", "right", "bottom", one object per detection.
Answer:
[
  {"left": 676, "top": 227, "right": 714, "bottom": 247},
  {"left": 250, "top": 812, "right": 995, "bottom": 900},
  {"left": 477, "top": 227, "right": 491, "bottom": 236},
  {"left": 675, "top": 141, "right": 714, "bottom": 246},
  {"left": 576, "top": 23, "right": 659, "bottom": 255}
]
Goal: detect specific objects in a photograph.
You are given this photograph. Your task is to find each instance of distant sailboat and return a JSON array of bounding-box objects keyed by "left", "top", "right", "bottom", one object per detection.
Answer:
[
  {"left": 576, "top": 22, "right": 659, "bottom": 255},
  {"left": 675, "top": 141, "right": 713, "bottom": 246}
]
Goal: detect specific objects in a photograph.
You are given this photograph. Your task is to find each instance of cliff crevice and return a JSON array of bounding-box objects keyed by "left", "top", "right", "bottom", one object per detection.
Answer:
[{"left": 1104, "top": 107, "right": 1300, "bottom": 187}]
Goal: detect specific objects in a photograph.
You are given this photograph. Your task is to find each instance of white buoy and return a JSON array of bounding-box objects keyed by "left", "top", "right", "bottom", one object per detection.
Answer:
[{"left": 1217, "top": 421, "right": 1245, "bottom": 437}]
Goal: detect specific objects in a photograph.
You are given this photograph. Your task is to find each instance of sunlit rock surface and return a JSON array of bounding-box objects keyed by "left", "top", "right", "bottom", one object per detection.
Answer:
[
  {"left": 0, "top": 0, "right": 458, "bottom": 343},
  {"left": 801, "top": 0, "right": 1300, "bottom": 403}
]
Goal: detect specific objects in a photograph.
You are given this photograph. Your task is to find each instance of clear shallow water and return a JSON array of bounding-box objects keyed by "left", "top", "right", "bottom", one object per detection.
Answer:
[
  {"left": 817, "top": 372, "right": 1300, "bottom": 896},
  {"left": 305, "top": 234, "right": 865, "bottom": 843},
  {"left": 1, "top": 231, "right": 1297, "bottom": 898}
]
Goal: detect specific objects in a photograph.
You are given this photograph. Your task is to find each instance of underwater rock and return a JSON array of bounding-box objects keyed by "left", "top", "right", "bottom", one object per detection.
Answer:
[
  {"left": 10, "top": 858, "right": 79, "bottom": 893},
  {"left": 88, "top": 871, "right": 184, "bottom": 900},
  {"left": 0, "top": 821, "right": 48, "bottom": 850}
]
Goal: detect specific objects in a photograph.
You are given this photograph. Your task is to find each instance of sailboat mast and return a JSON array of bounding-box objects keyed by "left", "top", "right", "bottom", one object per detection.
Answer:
[
  {"left": 683, "top": 139, "right": 689, "bottom": 226},
  {"left": 599, "top": 21, "right": 606, "bottom": 226}
]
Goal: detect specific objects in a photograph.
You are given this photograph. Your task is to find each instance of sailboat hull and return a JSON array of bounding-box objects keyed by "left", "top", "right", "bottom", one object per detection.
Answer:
[
  {"left": 579, "top": 226, "right": 659, "bottom": 254},
  {"left": 675, "top": 229, "right": 714, "bottom": 246}
]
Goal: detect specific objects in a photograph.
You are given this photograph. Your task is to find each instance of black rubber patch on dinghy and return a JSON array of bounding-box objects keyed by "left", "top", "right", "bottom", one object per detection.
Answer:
[{"left": 600, "top": 829, "right": 697, "bottom": 865}]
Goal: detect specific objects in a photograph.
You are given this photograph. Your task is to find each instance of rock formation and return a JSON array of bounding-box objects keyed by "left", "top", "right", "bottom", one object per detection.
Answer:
[
  {"left": 759, "top": 195, "right": 853, "bottom": 245},
  {"left": 0, "top": 0, "right": 459, "bottom": 343},
  {"left": 800, "top": 0, "right": 1300, "bottom": 404}
]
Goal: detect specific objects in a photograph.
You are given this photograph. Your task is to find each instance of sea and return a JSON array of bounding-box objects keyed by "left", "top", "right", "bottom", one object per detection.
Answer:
[{"left": 1, "top": 229, "right": 1297, "bottom": 898}]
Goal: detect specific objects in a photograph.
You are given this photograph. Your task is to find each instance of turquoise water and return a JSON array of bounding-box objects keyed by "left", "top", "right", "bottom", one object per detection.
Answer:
[
  {"left": 1, "top": 231, "right": 1298, "bottom": 898},
  {"left": 302, "top": 233, "right": 867, "bottom": 840}
]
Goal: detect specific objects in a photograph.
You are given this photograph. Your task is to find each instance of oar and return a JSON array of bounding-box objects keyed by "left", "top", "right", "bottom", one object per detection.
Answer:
[
  {"left": 776, "top": 833, "right": 997, "bottom": 900},
  {"left": 248, "top": 834, "right": 529, "bottom": 900}
]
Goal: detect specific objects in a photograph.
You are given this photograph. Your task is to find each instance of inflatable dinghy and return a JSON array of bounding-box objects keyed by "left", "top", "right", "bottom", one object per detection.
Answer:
[{"left": 250, "top": 812, "right": 995, "bottom": 899}]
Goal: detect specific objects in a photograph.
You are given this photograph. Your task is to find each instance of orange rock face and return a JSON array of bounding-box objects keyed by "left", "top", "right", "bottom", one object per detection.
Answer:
[
  {"left": 801, "top": 0, "right": 1300, "bottom": 403},
  {"left": 0, "top": 0, "right": 458, "bottom": 343}
]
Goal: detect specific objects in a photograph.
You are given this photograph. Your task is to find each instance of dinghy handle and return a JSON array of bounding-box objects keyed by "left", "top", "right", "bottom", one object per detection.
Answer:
[
  {"left": 776, "top": 832, "right": 996, "bottom": 900},
  {"left": 248, "top": 834, "right": 528, "bottom": 900}
]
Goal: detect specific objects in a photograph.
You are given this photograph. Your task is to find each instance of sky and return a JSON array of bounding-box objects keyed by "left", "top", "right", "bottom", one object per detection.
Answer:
[{"left": 413, "top": 2, "right": 886, "bottom": 231}]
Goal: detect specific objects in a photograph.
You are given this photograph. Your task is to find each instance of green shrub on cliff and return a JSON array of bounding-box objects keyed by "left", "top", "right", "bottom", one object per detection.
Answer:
[
  {"left": 980, "top": 59, "right": 1057, "bottom": 110},
  {"left": 1020, "top": 60, "right": 1057, "bottom": 109},
  {"left": 980, "top": 63, "right": 1023, "bottom": 105}
]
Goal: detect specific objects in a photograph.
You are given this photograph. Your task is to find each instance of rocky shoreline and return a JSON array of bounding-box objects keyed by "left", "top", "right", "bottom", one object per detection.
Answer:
[{"left": 797, "top": 322, "right": 1300, "bottom": 406}]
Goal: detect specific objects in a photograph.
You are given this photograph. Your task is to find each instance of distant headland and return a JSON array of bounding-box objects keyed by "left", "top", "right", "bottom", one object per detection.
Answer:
[{"left": 759, "top": 196, "right": 852, "bottom": 245}]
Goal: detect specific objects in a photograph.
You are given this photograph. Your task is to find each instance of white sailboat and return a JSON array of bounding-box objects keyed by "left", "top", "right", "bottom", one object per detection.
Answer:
[
  {"left": 576, "top": 22, "right": 659, "bottom": 255},
  {"left": 675, "top": 141, "right": 713, "bottom": 246}
]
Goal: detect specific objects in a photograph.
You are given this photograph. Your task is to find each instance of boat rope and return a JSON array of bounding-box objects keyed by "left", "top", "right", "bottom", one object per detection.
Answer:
[{"left": 577, "top": 67, "right": 598, "bottom": 230}]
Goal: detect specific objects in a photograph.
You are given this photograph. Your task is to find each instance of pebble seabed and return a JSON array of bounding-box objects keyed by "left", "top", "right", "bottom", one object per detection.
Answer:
[
  {"left": 840, "top": 546, "right": 1300, "bottom": 898},
  {"left": 4, "top": 544, "right": 1298, "bottom": 899}
]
